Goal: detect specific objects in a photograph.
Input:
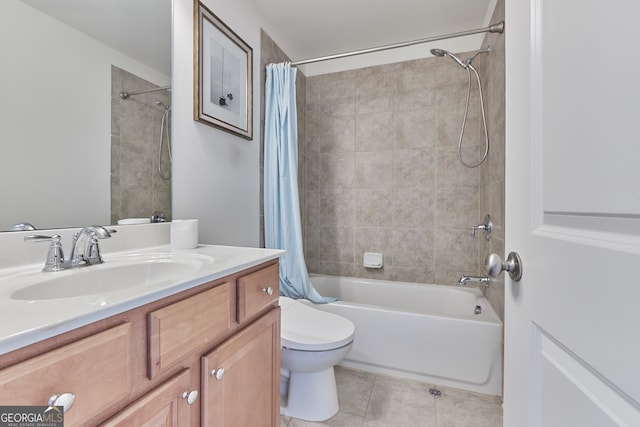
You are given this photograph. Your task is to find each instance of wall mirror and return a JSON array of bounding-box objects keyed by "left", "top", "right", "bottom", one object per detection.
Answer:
[{"left": 0, "top": 0, "right": 172, "bottom": 231}]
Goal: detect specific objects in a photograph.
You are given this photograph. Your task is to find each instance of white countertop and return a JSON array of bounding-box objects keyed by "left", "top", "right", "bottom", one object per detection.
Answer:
[{"left": 0, "top": 244, "right": 284, "bottom": 355}]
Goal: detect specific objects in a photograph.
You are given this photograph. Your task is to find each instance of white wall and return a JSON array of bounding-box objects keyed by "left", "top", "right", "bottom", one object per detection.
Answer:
[
  {"left": 172, "top": 0, "right": 265, "bottom": 246},
  {"left": 0, "top": 0, "right": 169, "bottom": 230}
]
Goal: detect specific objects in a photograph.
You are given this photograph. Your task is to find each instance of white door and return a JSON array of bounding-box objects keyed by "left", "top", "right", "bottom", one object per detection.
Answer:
[{"left": 504, "top": 0, "right": 640, "bottom": 426}]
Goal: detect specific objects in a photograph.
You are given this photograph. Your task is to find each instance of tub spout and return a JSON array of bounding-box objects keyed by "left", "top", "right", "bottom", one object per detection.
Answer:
[{"left": 458, "top": 275, "right": 490, "bottom": 287}]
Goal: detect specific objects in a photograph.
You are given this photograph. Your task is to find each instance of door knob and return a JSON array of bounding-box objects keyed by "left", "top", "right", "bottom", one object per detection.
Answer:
[{"left": 484, "top": 252, "right": 523, "bottom": 281}]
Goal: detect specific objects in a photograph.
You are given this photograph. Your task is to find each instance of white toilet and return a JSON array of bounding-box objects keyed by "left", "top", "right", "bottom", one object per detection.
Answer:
[{"left": 279, "top": 296, "right": 355, "bottom": 421}]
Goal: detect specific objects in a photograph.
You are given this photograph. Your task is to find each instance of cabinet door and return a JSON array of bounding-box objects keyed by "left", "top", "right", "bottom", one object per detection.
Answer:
[
  {"left": 100, "top": 369, "right": 192, "bottom": 427},
  {"left": 202, "top": 308, "right": 280, "bottom": 427}
]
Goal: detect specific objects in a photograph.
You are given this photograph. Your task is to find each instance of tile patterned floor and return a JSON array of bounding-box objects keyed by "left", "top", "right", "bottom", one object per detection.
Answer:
[{"left": 280, "top": 366, "right": 503, "bottom": 427}]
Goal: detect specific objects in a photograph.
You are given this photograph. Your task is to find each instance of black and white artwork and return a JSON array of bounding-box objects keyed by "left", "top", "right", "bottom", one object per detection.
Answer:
[{"left": 195, "top": 2, "right": 253, "bottom": 139}]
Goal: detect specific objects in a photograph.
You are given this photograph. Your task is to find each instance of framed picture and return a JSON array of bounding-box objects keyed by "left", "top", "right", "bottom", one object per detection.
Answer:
[{"left": 194, "top": 1, "right": 253, "bottom": 140}]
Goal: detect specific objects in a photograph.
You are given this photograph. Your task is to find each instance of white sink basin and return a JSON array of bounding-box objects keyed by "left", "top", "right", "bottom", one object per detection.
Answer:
[{"left": 10, "top": 253, "right": 214, "bottom": 300}]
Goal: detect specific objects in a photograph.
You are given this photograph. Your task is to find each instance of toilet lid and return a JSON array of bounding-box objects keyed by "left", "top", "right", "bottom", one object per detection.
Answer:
[{"left": 279, "top": 296, "right": 355, "bottom": 351}]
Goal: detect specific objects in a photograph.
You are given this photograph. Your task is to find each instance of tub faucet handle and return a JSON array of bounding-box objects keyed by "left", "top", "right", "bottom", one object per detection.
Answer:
[{"left": 471, "top": 215, "right": 493, "bottom": 240}]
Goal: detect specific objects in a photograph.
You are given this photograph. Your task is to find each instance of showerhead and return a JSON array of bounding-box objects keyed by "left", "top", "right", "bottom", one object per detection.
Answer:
[
  {"left": 430, "top": 47, "right": 491, "bottom": 69},
  {"left": 430, "top": 48, "right": 466, "bottom": 68},
  {"left": 430, "top": 46, "right": 492, "bottom": 168}
]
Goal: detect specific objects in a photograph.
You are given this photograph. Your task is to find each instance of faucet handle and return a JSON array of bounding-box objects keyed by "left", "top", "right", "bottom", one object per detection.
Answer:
[
  {"left": 24, "top": 234, "right": 58, "bottom": 243},
  {"left": 471, "top": 214, "right": 493, "bottom": 240},
  {"left": 24, "top": 234, "right": 65, "bottom": 272},
  {"left": 86, "top": 237, "right": 105, "bottom": 265}
]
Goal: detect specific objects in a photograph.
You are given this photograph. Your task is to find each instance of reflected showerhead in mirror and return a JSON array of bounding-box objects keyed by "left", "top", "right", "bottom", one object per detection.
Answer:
[
  {"left": 155, "top": 100, "right": 171, "bottom": 111},
  {"left": 155, "top": 100, "right": 172, "bottom": 180}
]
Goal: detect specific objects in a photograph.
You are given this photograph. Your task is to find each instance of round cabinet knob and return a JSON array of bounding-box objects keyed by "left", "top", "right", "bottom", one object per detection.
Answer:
[
  {"left": 484, "top": 252, "right": 523, "bottom": 281},
  {"left": 47, "top": 392, "right": 75, "bottom": 413},
  {"left": 262, "top": 286, "right": 274, "bottom": 296},
  {"left": 182, "top": 390, "right": 198, "bottom": 405},
  {"left": 210, "top": 368, "right": 225, "bottom": 381}
]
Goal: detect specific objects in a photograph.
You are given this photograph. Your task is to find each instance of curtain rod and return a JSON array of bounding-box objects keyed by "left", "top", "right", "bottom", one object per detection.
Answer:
[
  {"left": 291, "top": 21, "right": 504, "bottom": 66},
  {"left": 119, "top": 85, "right": 172, "bottom": 100}
]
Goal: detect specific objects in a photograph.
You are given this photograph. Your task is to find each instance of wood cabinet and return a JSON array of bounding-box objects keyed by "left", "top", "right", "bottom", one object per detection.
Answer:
[
  {"left": 0, "top": 260, "right": 280, "bottom": 427},
  {"left": 201, "top": 309, "right": 280, "bottom": 427}
]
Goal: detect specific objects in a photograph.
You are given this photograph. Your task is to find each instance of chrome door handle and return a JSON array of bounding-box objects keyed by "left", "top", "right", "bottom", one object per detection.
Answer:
[{"left": 484, "top": 252, "right": 523, "bottom": 281}]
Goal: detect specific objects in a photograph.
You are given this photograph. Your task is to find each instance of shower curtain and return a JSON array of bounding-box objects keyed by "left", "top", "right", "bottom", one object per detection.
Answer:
[{"left": 264, "top": 63, "right": 334, "bottom": 303}]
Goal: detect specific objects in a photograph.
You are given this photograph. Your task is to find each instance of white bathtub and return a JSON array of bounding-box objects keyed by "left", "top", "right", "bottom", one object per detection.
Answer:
[{"left": 304, "top": 274, "right": 503, "bottom": 396}]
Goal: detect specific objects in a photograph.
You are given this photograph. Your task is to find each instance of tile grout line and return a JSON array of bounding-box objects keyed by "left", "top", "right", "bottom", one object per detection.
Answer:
[{"left": 358, "top": 373, "right": 379, "bottom": 427}]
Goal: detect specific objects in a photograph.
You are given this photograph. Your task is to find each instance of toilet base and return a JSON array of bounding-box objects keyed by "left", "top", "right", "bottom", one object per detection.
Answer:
[{"left": 280, "top": 367, "right": 339, "bottom": 421}]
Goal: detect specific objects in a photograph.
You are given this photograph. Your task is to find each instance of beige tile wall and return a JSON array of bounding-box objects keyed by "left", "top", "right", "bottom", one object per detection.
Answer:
[
  {"left": 304, "top": 57, "right": 490, "bottom": 287},
  {"left": 111, "top": 66, "right": 172, "bottom": 225},
  {"left": 477, "top": 0, "right": 506, "bottom": 320}
]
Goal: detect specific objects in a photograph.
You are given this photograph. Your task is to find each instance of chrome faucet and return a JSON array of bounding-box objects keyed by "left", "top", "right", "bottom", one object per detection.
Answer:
[
  {"left": 458, "top": 275, "right": 490, "bottom": 287},
  {"left": 151, "top": 211, "right": 166, "bottom": 223},
  {"left": 25, "top": 225, "right": 116, "bottom": 271},
  {"left": 67, "top": 225, "right": 115, "bottom": 267},
  {"left": 8, "top": 222, "right": 36, "bottom": 231}
]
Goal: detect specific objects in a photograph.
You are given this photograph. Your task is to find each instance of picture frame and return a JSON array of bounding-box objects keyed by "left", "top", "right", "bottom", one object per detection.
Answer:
[{"left": 194, "top": 1, "right": 253, "bottom": 140}]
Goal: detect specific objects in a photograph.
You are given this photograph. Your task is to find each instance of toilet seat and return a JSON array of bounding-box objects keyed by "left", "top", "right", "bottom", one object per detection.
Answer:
[{"left": 280, "top": 296, "right": 355, "bottom": 352}]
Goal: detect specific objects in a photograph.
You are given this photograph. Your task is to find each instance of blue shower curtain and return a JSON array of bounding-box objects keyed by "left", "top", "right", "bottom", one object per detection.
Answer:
[{"left": 264, "top": 63, "right": 334, "bottom": 303}]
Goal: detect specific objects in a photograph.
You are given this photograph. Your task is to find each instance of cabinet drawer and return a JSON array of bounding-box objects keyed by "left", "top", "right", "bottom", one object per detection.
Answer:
[
  {"left": 237, "top": 263, "right": 279, "bottom": 323},
  {"left": 0, "top": 323, "right": 132, "bottom": 427},
  {"left": 148, "top": 282, "right": 233, "bottom": 379}
]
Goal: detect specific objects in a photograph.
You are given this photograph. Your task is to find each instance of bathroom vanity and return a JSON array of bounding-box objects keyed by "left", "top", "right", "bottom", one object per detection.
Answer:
[{"left": 0, "top": 226, "right": 283, "bottom": 427}]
